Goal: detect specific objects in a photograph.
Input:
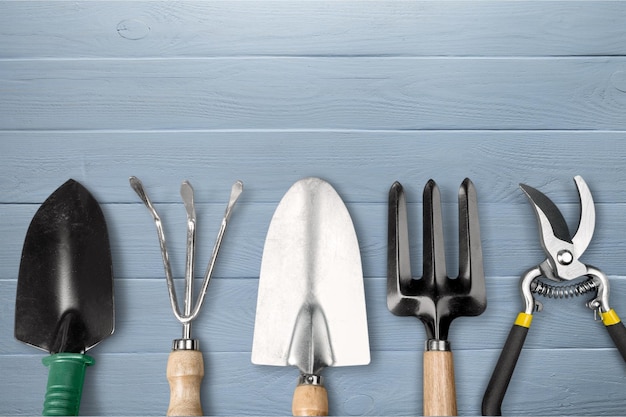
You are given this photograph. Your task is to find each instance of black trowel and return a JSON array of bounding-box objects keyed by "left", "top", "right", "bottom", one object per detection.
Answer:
[{"left": 14, "top": 179, "right": 114, "bottom": 416}]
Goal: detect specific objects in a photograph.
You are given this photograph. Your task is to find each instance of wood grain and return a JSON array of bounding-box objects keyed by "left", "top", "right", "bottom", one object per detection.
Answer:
[
  {"left": 166, "top": 350, "right": 204, "bottom": 416},
  {"left": 1, "top": 2, "right": 625, "bottom": 58},
  {"left": 2, "top": 58, "right": 626, "bottom": 131},
  {"left": 292, "top": 384, "right": 328, "bottom": 416},
  {"left": 3, "top": 199, "right": 626, "bottom": 279},
  {"left": 423, "top": 351, "right": 457, "bottom": 416},
  {"left": 1, "top": 134, "right": 626, "bottom": 204}
]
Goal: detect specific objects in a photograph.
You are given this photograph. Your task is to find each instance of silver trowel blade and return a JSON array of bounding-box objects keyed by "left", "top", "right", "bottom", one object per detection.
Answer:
[{"left": 251, "top": 178, "right": 370, "bottom": 375}]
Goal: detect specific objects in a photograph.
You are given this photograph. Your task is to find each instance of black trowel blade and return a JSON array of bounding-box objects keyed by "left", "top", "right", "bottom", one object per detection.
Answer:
[{"left": 15, "top": 179, "right": 114, "bottom": 354}]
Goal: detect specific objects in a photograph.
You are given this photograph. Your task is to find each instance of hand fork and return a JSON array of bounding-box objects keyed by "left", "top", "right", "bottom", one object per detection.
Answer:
[{"left": 388, "top": 178, "right": 487, "bottom": 416}]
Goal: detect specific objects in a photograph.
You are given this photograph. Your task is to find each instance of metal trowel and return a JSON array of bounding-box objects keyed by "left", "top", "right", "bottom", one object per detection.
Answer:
[
  {"left": 14, "top": 179, "right": 114, "bottom": 416},
  {"left": 251, "top": 177, "right": 370, "bottom": 416}
]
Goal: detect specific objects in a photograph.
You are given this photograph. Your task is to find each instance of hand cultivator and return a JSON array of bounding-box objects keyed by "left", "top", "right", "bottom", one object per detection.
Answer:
[
  {"left": 388, "top": 179, "right": 486, "bottom": 416},
  {"left": 130, "top": 177, "right": 243, "bottom": 416},
  {"left": 482, "top": 175, "right": 626, "bottom": 416}
]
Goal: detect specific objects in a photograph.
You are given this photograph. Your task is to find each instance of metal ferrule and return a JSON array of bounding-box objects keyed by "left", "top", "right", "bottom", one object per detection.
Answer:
[
  {"left": 172, "top": 338, "right": 199, "bottom": 351},
  {"left": 298, "top": 374, "right": 324, "bottom": 386},
  {"left": 425, "top": 339, "right": 450, "bottom": 352}
]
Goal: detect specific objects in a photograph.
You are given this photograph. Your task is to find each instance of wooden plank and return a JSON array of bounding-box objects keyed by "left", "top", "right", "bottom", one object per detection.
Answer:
[
  {"left": 1, "top": 1, "right": 625, "bottom": 58},
  {"left": 4, "top": 276, "right": 626, "bottom": 354},
  {"left": 1, "top": 58, "right": 626, "bottom": 131},
  {"left": 2, "top": 349, "right": 625, "bottom": 416},
  {"left": 2, "top": 134, "right": 626, "bottom": 204},
  {"left": 2, "top": 197, "right": 626, "bottom": 279}
]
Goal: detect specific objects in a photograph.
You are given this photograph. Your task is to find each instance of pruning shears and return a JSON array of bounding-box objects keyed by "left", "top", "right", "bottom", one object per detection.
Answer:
[{"left": 482, "top": 175, "right": 626, "bottom": 416}]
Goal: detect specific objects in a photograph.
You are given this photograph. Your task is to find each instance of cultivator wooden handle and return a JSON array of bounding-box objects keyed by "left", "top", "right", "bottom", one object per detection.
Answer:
[
  {"left": 166, "top": 350, "right": 204, "bottom": 416},
  {"left": 423, "top": 350, "right": 457, "bottom": 416}
]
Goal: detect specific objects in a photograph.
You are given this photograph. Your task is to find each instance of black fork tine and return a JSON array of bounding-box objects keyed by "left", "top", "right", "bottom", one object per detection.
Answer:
[
  {"left": 387, "top": 182, "right": 414, "bottom": 312},
  {"left": 388, "top": 178, "right": 486, "bottom": 324},
  {"left": 423, "top": 180, "right": 447, "bottom": 288},
  {"left": 458, "top": 178, "right": 485, "bottom": 297}
]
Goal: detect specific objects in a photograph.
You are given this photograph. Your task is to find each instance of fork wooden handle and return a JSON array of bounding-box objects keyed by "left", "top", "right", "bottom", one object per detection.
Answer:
[{"left": 423, "top": 350, "right": 457, "bottom": 416}]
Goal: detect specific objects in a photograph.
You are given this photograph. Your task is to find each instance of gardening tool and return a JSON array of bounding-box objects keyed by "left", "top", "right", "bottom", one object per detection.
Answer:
[
  {"left": 130, "top": 177, "right": 243, "bottom": 416},
  {"left": 251, "top": 177, "right": 370, "bottom": 416},
  {"left": 388, "top": 178, "right": 486, "bottom": 416},
  {"left": 482, "top": 175, "right": 626, "bottom": 416},
  {"left": 15, "top": 179, "right": 114, "bottom": 416}
]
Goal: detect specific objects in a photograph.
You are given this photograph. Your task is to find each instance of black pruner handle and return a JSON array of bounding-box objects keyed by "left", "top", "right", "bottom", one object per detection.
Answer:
[
  {"left": 601, "top": 309, "right": 626, "bottom": 362},
  {"left": 482, "top": 313, "right": 532, "bottom": 416}
]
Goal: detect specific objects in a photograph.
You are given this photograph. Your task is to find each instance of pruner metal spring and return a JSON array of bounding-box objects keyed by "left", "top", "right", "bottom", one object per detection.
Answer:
[
  {"left": 531, "top": 277, "right": 599, "bottom": 300},
  {"left": 130, "top": 176, "right": 243, "bottom": 349}
]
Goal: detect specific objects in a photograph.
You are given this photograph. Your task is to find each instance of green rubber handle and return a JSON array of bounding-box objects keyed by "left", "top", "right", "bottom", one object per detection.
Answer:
[{"left": 42, "top": 353, "right": 95, "bottom": 416}]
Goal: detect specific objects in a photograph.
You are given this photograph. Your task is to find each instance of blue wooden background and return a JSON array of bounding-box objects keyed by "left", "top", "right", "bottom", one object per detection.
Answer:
[{"left": 2, "top": 1, "right": 626, "bottom": 415}]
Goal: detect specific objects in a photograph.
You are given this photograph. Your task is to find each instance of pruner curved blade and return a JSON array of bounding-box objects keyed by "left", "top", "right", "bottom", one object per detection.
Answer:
[{"left": 520, "top": 175, "right": 595, "bottom": 281}]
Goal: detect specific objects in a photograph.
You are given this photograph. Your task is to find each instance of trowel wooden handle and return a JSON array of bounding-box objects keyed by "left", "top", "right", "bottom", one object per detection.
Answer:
[
  {"left": 166, "top": 349, "right": 204, "bottom": 416},
  {"left": 292, "top": 383, "right": 328, "bottom": 416},
  {"left": 423, "top": 350, "right": 457, "bottom": 416}
]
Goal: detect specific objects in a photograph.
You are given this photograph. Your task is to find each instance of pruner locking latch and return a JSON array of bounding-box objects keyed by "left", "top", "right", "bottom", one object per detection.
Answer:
[{"left": 482, "top": 176, "right": 626, "bottom": 416}]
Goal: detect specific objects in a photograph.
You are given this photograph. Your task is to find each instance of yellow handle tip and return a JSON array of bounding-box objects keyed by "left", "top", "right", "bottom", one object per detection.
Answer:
[
  {"left": 514, "top": 312, "right": 533, "bottom": 328},
  {"left": 601, "top": 309, "right": 621, "bottom": 326}
]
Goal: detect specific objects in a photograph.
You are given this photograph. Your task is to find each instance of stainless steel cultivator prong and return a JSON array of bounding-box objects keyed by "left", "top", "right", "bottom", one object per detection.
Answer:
[
  {"left": 181, "top": 181, "right": 196, "bottom": 340},
  {"left": 193, "top": 180, "right": 243, "bottom": 322},
  {"left": 388, "top": 178, "right": 486, "bottom": 417},
  {"left": 130, "top": 177, "right": 243, "bottom": 335}
]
